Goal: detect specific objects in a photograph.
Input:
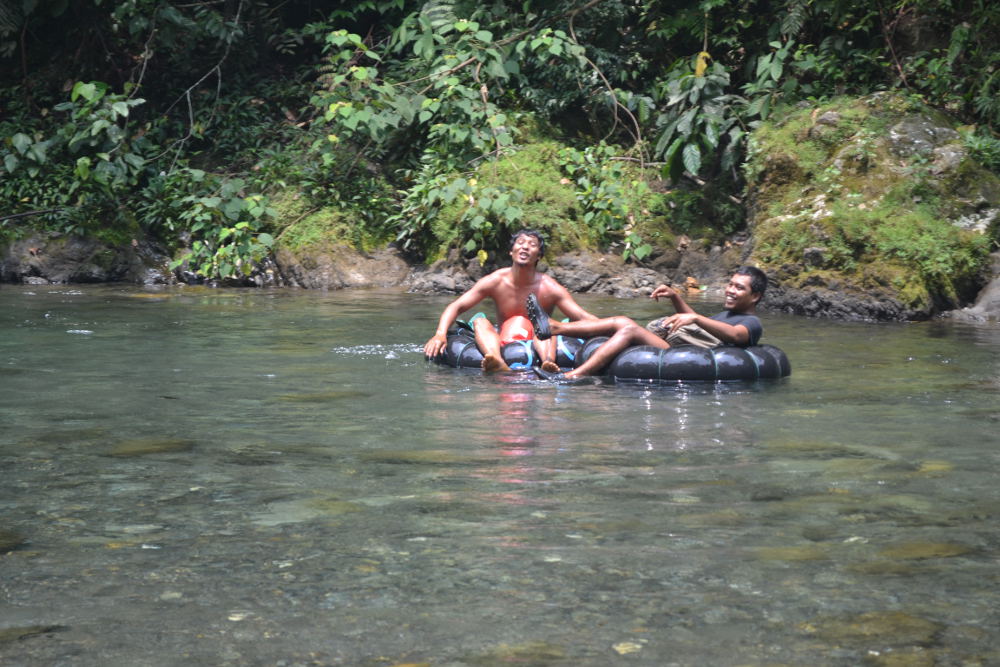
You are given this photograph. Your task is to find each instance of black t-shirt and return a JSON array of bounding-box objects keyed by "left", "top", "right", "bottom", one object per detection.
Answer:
[{"left": 710, "top": 311, "right": 763, "bottom": 346}]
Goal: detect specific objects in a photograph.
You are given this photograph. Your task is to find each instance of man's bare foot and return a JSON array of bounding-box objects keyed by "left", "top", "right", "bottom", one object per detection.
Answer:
[
  {"left": 532, "top": 366, "right": 593, "bottom": 384},
  {"left": 482, "top": 354, "right": 510, "bottom": 373},
  {"left": 541, "top": 360, "right": 560, "bottom": 373}
]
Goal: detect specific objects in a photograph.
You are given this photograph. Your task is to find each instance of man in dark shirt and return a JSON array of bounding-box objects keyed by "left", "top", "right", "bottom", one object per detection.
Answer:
[{"left": 526, "top": 266, "right": 768, "bottom": 379}]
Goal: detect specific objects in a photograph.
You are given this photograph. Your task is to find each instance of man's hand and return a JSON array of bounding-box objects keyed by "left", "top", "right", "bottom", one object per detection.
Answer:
[
  {"left": 424, "top": 334, "right": 448, "bottom": 359},
  {"left": 657, "top": 312, "right": 699, "bottom": 332},
  {"left": 650, "top": 284, "right": 680, "bottom": 301}
]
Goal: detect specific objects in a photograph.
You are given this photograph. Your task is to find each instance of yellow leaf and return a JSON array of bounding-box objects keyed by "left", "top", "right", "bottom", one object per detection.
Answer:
[
  {"left": 695, "top": 51, "right": 712, "bottom": 77},
  {"left": 477, "top": 249, "right": 488, "bottom": 266}
]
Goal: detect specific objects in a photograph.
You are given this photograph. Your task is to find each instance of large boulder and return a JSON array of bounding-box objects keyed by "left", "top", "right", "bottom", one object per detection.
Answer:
[
  {"left": 272, "top": 244, "right": 410, "bottom": 289},
  {"left": 745, "top": 93, "right": 1000, "bottom": 321},
  {"left": 947, "top": 251, "right": 1000, "bottom": 321},
  {"left": 0, "top": 234, "right": 172, "bottom": 285}
]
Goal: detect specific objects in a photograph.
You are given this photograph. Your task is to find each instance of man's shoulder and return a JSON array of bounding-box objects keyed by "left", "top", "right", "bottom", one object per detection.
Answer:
[
  {"left": 713, "top": 310, "right": 762, "bottom": 325},
  {"left": 537, "top": 271, "right": 569, "bottom": 291},
  {"left": 473, "top": 267, "right": 509, "bottom": 289}
]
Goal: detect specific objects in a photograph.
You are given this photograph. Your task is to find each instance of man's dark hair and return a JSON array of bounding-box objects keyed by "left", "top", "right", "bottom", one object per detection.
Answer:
[
  {"left": 509, "top": 228, "right": 546, "bottom": 257},
  {"left": 735, "top": 265, "right": 768, "bottom": 296}
]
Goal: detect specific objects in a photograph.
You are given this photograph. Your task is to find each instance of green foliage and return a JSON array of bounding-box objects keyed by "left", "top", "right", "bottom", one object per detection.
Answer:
[
  {"left": 962, "top": 128, "right": 1000, "bottom": 174},
  {"left": 742, "top": 40, "right": 798, "bottom": 120},
  {"left": 558, "top": 143, "right": 652, "bottom": 260},
  {"left": 389, "top": 164, "right": 526, "bottom": 260},
  {"left": 1, "top": 81, "right": 150, "bottom": 237},
  {"left": 309, "top": 19, "right": 582, "bottom": 171},
  {"left": 652, "top": 56, "right": 747, "bottom": 183},
  {"left": 3, "top": 0, "right": 1000, "bottom": 292},
  {"left": 159, "top": 171, "right": 276, "bottom": 280}
]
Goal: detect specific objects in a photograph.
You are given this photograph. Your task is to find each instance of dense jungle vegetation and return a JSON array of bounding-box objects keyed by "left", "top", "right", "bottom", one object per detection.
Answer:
[{"left": 2, "top": 0, "right": 1000, "bottom": 281}]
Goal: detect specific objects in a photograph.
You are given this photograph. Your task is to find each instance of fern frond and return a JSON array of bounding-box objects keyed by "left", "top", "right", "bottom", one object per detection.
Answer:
[
  {"left": 0, "top": 0, "right": 22, "bottom": 33},
  {"left": 422, "top": 0, "right": 457, "bottom": 32},
  {"left": 781, "top": 0, "right": 808, "bottom": 39}
]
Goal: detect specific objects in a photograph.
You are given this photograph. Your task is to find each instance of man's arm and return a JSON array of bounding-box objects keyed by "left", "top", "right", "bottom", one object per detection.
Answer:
[
  {"left": 658, "top": 312, "right": 751, "bottom": 345},
  {"left": 650, "top": 283, "right": 696, "bottom": 314},
  {"left": 547, "top": 280, "right": 598, "bottom": 321},
  {"left": 423, "top": 275, "right": 497, "bottom": 358}
]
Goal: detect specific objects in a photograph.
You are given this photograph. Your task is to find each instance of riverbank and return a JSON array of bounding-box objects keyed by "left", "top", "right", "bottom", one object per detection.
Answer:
[{"left": 3, "top": 230, "right": 999, "bottom": 322}]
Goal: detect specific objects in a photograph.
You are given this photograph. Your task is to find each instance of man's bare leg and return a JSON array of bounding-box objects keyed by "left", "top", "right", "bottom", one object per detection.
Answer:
[
  {"left": 563, "top": 322, "right": 668, "bottom": 378},
  {"left": 525, "top": 303, "right": 668, "bottom": 378},
  {"left": 545, "top": 316, "right": 637, "bottom": 340},
  {"left": 473, "top": 317, "right": 510, "bottom": 372},
  {"left": 532, "top": 337, "right": 560, "bottom": 372}
]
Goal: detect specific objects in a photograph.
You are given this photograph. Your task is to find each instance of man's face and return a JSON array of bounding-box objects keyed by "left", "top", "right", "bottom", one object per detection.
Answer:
[
  {"left": 510, "top": 234, "right": 542, "bottom": 266},
  {"left": 724, "top": 274, "right": 758, "bottom": 311}
]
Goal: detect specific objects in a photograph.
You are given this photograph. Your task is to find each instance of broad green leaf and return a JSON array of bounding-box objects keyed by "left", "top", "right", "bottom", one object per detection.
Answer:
[
  {"left": 415, "top": 33, "right": 435, "bottom": 59},
  {"left": 72, "top": 81, "right": 98, "bottom": 102},
  {"left": 682, "top": 143, "right": 702, "bottom": 175},
  {"left": 257, "top": 233, "right": 275, "bottom": 248},
  {"left": 90, "top": 119, "right": 112, "bottom": 136},
  {"left": 11, "top": 133, "right": 31, "bottom": 155},
  {"left": 124, "top": 153, "right": 145, "bottom": 170},
  {"left": 75, "top": 156, "right": 91, "bottom": 180},
  {"left": 676, "top": 107, "right": 697, "bottom": 136},
  {"left": 112, "top": 101, "right": 130, "bottom": 117},
  {"left": 3, "top": 154, "right": 18, "bottom": 172},
  {"left": 746, "top": 95, "right": 767, "bottom": 117},
  {"left": 704, "top": 122, "right": 719, "bottom": 148},
  {"left": 769, "top": 59, "right": 783, "bottom": 81}
]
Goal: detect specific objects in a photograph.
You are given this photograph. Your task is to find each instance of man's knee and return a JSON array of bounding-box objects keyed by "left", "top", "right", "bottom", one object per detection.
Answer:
[
  {"left": 618, "top": 321, "right": 644, "bottom": 339},
  {"left": 472, "top": 317, "right": 495, "bottom": 335},
  {"left": 608, "top": 316, "right": 638, "bottom": 330}
]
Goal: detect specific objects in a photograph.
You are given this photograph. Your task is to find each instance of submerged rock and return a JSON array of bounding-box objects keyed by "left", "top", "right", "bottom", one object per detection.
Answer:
[
  {"left": 0, "top": 625, "right": 66, "bottom": 644},
  {"left": 877, "top": 541, "right": 973, "bottom": 560},
  {"left": 0, "top": 529, "right": 25, "bottom": 553},
  {"left": 108, "top": 437, "right": 196, "bottom": 457},
  {"left": 803, "top": 610, "right": 943, "bottom": 647}
]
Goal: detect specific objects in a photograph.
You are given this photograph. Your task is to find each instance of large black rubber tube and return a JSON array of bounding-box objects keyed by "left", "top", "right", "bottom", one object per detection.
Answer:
[
  {"left": 436, "top": 331, "right": 584, "bottom": 369},
  {"left": 434, "top": 332, "right": 791, "bottom": 381},
  {"left": 606, "top": 344, "right": 791, "bottom": 381}
]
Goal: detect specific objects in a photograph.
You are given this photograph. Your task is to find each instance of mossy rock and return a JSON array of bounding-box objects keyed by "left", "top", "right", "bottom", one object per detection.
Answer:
[{"left": 746, "top": 93, "right": 998, "bottom": 320}]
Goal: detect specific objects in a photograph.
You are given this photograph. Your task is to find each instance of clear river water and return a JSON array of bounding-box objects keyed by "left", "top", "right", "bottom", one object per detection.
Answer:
[{"left": 1, "top": 284, "right": 999, "bottom": 666}]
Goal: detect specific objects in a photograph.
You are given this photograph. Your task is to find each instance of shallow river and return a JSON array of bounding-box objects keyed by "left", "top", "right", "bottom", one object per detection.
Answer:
[{"left": 1, "top": 284, "right": 999, "bottom": 666}]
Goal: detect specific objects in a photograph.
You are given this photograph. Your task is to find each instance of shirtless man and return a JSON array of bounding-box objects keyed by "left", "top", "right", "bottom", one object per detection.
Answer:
[
  {"left": 423, "top": 229, "right": 596, "bottom": 372},
  {"left": 526, "top": 266, "right": 768, "bottom": 379}
]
